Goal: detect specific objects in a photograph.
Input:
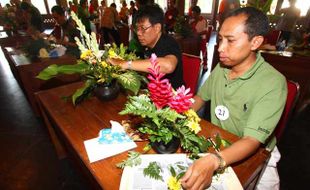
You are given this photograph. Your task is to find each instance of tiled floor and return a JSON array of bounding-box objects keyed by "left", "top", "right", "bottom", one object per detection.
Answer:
[{"left": 0, "top": 43, "right": 309, "bottom": 190}]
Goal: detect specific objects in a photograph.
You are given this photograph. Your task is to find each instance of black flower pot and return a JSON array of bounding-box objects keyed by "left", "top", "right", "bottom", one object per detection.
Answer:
[
  {"left": 151, "top": 137, "right": 180, "bottom": 154},
  {"left": 94, "top": 80, "right": 120, "bottom": 101}
]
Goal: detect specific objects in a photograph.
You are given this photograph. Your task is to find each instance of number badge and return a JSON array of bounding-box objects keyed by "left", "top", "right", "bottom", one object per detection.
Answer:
[{"left": 215, "top": 105, "right": 229, "bottom": 121}]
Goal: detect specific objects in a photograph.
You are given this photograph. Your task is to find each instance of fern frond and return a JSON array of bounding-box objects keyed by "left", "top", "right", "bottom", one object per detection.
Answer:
[
  {"left": 143, "top": 161, "right": 163, "bottom": 181},
  {"left": 116, "top": 151, "right": 141, "bottom": 169}
]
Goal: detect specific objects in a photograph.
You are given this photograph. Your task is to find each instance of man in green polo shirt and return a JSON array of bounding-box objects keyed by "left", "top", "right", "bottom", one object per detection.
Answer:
[{"left": 181, "top": 7, "right": 287, "bottom": 190}]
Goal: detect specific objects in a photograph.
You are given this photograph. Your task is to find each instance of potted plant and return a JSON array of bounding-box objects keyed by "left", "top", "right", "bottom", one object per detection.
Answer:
[
  {"left": 119, "top": 54, "right": 209, "bottom": 155},
  {"left": 37, "top": 12, "right": 144, "bottom": 104}
]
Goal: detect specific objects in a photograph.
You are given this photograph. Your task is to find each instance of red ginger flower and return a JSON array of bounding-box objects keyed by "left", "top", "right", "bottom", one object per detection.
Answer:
[
  {"left": 168, "top": 86, "right": 193, "bottom": 113},
  {"left": 147, "top": 54, "right": 173, "bottom": 109},
  {"left": 147, "top": 53, "right": 193, "bottom": 112}
]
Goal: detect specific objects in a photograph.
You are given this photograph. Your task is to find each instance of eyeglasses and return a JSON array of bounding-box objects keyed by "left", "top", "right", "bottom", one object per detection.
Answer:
[{"left": 134, "top": 25, "right": 153, "bottom": 33}]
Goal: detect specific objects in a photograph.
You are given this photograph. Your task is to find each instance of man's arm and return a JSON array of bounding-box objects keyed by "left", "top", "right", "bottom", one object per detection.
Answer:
[
  {"left": 192, "top": 95, "right": 205, "bottom": 112},
  {"left": 109, "top": 54, "right": 177, "bottom": 74},
  {"left": 181, "top": 136, "right": 261, "bottom": 190}
]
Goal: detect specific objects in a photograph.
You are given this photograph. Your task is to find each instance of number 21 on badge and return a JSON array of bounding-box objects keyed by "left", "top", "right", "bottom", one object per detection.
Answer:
[{"left": 215, "top": 105, "right": 229, "bottom": 121}]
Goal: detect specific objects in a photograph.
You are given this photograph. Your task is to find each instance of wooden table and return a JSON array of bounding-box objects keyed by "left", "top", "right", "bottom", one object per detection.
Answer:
[
  {"left": 261, "top": 51, "right": 310, "bottom": 114},
  {"left": 3, "top": 47, "right": 80, "bottom": 115},
  {"left": 35, "top": 82, "right": 270, "bottom": 190},
  {"left": 0, "top": 31, "right": 29, "bottom": 47}
]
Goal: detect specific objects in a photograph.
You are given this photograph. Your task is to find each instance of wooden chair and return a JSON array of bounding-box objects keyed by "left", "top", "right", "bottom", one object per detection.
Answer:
[
  {"left": 274, "top": 80, "right": 300, "bottom": 141},
  {"left": 264, "top": 30, "right": 281, "bottom": 46},
  {"left": 182, "top": 53, "right": 203, "bottom": 94}
]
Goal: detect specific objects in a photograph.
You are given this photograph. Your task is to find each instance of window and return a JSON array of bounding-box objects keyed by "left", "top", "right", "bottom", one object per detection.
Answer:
[
  {"left": 1, "top": 0, "right": 11, "bottom": 7},
  {"left": 29, "top": 0, "right": 57, "bottom": 14},
  {"left": 185, "top": 0, "right": 214, "bottom": 14},
  {"left": 280, "top": 0, "right": 309, "bottom": 16}
]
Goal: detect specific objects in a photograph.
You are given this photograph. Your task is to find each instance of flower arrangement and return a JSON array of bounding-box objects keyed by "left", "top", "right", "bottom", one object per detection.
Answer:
[
  {"left": 37, "top": 12, "right": 143, "bottom": 104},
  {"left": 119, "top": 54, "right": 209, "bottom": 155}
]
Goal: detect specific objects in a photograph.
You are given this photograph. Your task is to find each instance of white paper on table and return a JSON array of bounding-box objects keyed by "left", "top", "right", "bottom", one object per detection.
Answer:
[
  {"left": 119, "top": 154, "right": 243, "bottom": 190},
  {"left": 84, "top": 120, "right": 137, "bottom": 163},
  {"left": 84, "top": 137, "right": 137, "bottom": 163}
]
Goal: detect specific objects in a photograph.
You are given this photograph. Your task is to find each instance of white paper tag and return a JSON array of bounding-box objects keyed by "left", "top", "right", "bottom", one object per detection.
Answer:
[{"left": 215, "top": 105, "right": 229, "bottom": 121}]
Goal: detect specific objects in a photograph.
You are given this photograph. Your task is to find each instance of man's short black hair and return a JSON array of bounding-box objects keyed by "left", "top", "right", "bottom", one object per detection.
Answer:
[
  {"left": 135, "top": 4, "right": 164, "bottom": 26},
  {"left": 226, "top": 7, "right": 269, "bottom": 40},
  {"left": 51, "top": 5, "right": 65, "bottom": 16},
  {"left": 192, "top": 6, "right": 201, "bottom": 14}
]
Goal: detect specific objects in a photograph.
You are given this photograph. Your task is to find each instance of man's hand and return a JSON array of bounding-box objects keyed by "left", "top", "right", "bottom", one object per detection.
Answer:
[
  {"left": 181, "top": 154, "right": 219, "bottom": 190},
  {"left": 108, "top": 58, "right": 127, "bottom": 69}
]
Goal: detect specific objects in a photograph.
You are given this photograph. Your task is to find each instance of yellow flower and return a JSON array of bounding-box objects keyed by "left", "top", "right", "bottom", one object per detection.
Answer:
[
  {"left": 108, "top": 49, "right": 118, "bottom": 58},
  {"left": 186, "top": 120, "right": 201, "bottom": 134},
  {"left": 97, "top": 74, "right": 105, "bottom": 83},
  {"left": 108, "top": 48, "right": 123, "bottom": 60},
  {"left": 184, "top": 109, "right": 201, "bottom": 134},
  {"left": 101, "top": 61, "right": 107, "bottom": 68},
  {"left": 80, "top": 50, "right": 92, "bottom": 60},
  {"left": 184, "top": 109, "right": 201, "bottom": 123},
  {"left": 167, "top": 176, "right": 181, "bottom": 190}
]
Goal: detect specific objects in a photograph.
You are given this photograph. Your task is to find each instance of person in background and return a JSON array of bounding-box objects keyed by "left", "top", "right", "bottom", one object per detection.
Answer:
[
  {"left": 51, "top": 5, "right": 80, "bottom": 57},
  {"left": 89, "top": 0, "right": 99, "bottom": 16},
  {"left": 89, "top": 0, "right": 99, "bottom": 33},
  {"left": 181, "top": 7, "right": 287, "bottom": 190},
  {"left": 188, "top": 0, "right": 198, "bottom": 18},
  {"left": 119, "top": 1, "right": 129, "bottom": 24},
  {"left": 77, "top": 0, "right": 91, "bottom": 34},
  {"left": 164, "top": 0, "right": 178, "bottom": 33},
  {"left": 128, "top": 0, "right": 154, "bottom": 57},
  {"left": 109, "top": 4, "right": 184, "bottom": 89},
  {"left": 20, "top": 1, "right": 43, "bottom": 34},
  {"left": 68, "top": 1, "right": 77, "bottom": 13},
  {"left": 129, "top": 0, "right": 137, "bottom": 16},
  {"left": 190, "top": 5, "right": 209, "bottom": 69},
  {"left": 100, "top": 3, "right": 121, "bottom": 46},
  {"left": 276, "top": 0, "right": 300, "bottom": 46}
]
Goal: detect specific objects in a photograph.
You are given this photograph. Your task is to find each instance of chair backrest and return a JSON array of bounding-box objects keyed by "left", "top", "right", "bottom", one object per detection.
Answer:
[
  {"left": 182, "top": 53, "right": 203, "bottom": 94},
  {"left": 265, "top": 30, "right": 281, "bottom": 46},
  {"left": 275, "top": 80, "right": 300, "bottom": 141}
]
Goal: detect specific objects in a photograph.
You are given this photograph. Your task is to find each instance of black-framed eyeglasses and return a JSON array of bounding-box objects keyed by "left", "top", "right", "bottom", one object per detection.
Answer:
[{"left": 134, "top": 25, "right": 153, "bottom": 33}]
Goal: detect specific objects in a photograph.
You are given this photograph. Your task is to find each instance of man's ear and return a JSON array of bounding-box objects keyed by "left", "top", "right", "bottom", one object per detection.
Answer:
[
  {"left": 250, "top": 35, "right": 264, "bottom": 51},
  {"left": 154, "top": 23, "right": 162, "bottom": 33}
]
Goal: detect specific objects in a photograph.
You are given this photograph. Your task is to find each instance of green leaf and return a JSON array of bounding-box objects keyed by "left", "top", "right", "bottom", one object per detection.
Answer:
[
  {"left": 176, "top": 171, "right": 185, "bottom": 180},
  {"left": 169, "top": 165, "right": 176, "bottom": 177},
  {"left": 116, "top": 71, "right": 141, "bottom": 95},
  {"left": 119, "top": 94, "right": 158, "bottom": 119},
  {"left": 36, "top": 63, "right": 89, "bottom": 80},
  {"left": 72, "top": 79, "right": 95, "bottom": 105},
  {"left": 221, "top": 139, "right": 232, "bottom": 148},
  {"left": 143, "top": 161, "right": 163, "bottom": 181},
  {"left": 116, "top": 151, "right": 141, "bottom": 169}
]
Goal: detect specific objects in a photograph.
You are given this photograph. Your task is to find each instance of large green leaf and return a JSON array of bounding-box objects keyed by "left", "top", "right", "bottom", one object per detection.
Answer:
[
  {"left": 36, "top": 63, "right": 89, "bottom": 80},
  {"left": 116, "top": 71, "right": 141, "bottom": 95},
  {"left": 72, "top": 79, "right": 95, "bottom": 105}
]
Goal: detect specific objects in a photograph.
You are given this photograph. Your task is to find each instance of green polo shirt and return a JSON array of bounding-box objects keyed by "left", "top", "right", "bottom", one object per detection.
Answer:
[{"left": 198, "top": 53, "right": 287, "bottom": 150}]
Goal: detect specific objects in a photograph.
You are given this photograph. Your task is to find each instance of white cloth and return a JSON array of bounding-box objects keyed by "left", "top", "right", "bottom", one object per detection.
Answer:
[{"left": 255, "top": 146, "right": 281, "bottom": 190}]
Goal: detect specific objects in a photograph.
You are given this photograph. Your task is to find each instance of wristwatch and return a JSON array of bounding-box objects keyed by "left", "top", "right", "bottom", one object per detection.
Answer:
[
  {"left": 127, "top": 60, "right": 132, "bottom": 69},
  {"left": 212, "top": 152, "right": 226, "bottom": 174}
]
